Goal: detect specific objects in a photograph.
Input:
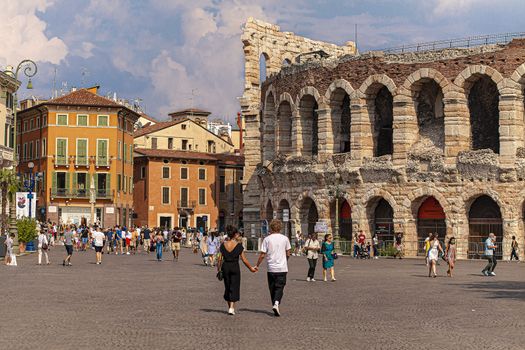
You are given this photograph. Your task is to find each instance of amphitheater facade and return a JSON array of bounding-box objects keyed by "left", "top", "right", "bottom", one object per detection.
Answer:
[{"left": 239, "top": 18, "right": 525, "bottom": 258}]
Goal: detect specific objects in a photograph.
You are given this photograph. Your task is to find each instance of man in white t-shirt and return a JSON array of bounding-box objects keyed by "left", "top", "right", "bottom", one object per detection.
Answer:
[
  {"left": 255, "top": 219, "right": 291, "bottom": 317},
  {"left": 92, "top": 229, "right": 106, "bottom": 265}
]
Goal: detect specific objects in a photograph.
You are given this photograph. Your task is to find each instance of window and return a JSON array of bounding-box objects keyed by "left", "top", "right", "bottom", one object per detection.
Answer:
[
  {"left": 162, "top": 166, "right": 170, "bottom": 179},
  {"left": 151, "top": 137, "right": 157, "bottom": 149},
  {"left": 56, "top": 138, "right": 67, "bottom": 165},
  {"left": 16, "top": 144, "right": 19, "bottom": 157},
  {"left": 123, "top": 142, "right": 127, "bottom": 163},
  {"left": 162, "top": 187, "right": 170, "bottom": 204},
  {"left": 129, "top": 144, "right": 133, "bottom": 164},
  {"left": 22, "top": 142, "right": 27, "bottom": 160},
  {"left": 182, "top": 139, "right": 188, "bottom": 150},
  {"left": 118, "top": 141, "right": 121, "bottom": 159},
  {"left": 23, "top": 121, "right": 28, "bottom": 132},
  {"left": 140, "top": 166, "right": 146, "bottom": 179},
  {"left": 117, "top": 174, "right": 122, "bottom": 191},
  {"left": 198, "top": 188, "right": 206, "bottom": 205},
  {"left": 35, "top": 139, "right": 39, "bottom": 159},
  {"left": 76, "top": 139, "right": 88, "bottom": 165},
  {"left": 29, "top": 119, "right": 34, "bottom": 130},
  {"left": 97, "top": 115, "right": 109, "bottom": 126},
  {"left": 29, "top": 141, "right": 33, "bottom": 160},
  {"left": 180, "top": 167, "right": 188, "bottom": 180},
  {"left": 220, "top": 175, "right": 226, "bottom": 193},
  {"left": 97, "top": 139, "right": 108, "bottom": 166},
  {"left": 42, "top": 138, "right": 47, "bottom": 157},
  {"left": 168, "top": 138, "right": 173, "bottom": 150},
  {"left": 123, "top": 175, "right": 127, "bottom": 193},
  {"left": 57, "top": 114, "right": 68, "bottom": 126},
  {"left": 181, "top": 124, "right": 187, "bottom": 130},
  {"left": 198, "top": 168, "right": 206, "bottom": 180},
  {"left": 180, "top": 187, "right": 188, "bottom": 207},
  {"left": 6, "top": 92, "right": 13, "bottom": 110},
  {"left": 130, "top": 176, "right": 133, "bottom": 194},
  {"left": 77, "top": 114, "right": 88, "bottom": 126},
  {"left": 36, "top": 117, "right": 40, "bottom": 128}
]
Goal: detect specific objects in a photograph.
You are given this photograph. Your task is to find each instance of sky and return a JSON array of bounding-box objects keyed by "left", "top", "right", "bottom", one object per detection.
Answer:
[{"left": 1, "top": 0, "right": 524, "bottom": 122}]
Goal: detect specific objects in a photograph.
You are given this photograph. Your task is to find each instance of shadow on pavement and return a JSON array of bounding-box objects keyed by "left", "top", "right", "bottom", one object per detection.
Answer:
[
  {"left": 200, "top": 308, "right": 227, "bottom": 315},
  {"left": 238, "top": 308, "right": 275, "bottom": 317},
  {"left": 463, "top": 281, "right": 525, "bottom": 300}
]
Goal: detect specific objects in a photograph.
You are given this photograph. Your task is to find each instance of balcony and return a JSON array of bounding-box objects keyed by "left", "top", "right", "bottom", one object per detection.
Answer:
[
  {"left": 70, "top": 189, "right": 88, "bottom": 198},
  {"left": 55, "top": 155, "right": 68, "bottom": 166},
  {"left": 51, "top": 188, "right": 70, "bottom": 197},
  {"left": 96, "top": 189, "right": 113, "bottom": 199},
  {"left": 96, "top": 155, "right": 109, "bottom": 167},
  {"left": 75, "top": 155, "right": 89, "bottom": 167},
  {"left": 177, "top": 200, "right": 196, "bottom": 209}
]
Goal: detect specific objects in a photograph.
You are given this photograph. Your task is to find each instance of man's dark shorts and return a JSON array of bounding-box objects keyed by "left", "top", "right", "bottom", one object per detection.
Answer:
[{"left": 65, "top": 244, "right": 73, "bottom": 256}]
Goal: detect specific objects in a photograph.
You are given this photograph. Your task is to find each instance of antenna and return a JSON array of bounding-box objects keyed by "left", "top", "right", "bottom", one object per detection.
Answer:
[
  {"left": 52, "top": 67, "right": 57, "bottom": 99},
  {"left": 355, "top": 24, "right": 358, "bottom": 49},
  {"left": 189, "top": 89, "right": 198, "bottom": 117}
]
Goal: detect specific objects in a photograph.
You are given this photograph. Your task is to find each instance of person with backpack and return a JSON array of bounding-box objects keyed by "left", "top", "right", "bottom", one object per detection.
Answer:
[
  {"left": 37, "top": 229, "right": 50, "bottom": 265},
  {"left": 304, "top": 233, "right": 320, "bottom": 282}
]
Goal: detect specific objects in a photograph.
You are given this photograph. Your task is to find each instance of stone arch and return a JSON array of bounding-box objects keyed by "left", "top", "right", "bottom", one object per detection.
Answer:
[
  {"left": 277, "top": 92, "right": 296, "bottom": 109},
  {"left": 466, "top": 194, "right": 503, "bottom": 259},
  {"left": 276, "top": 100, "right": 293, "bottom": 155},
  {"left": 264, "top": 199, "right": 274, "bottom": 220},
  {"left": 262, "top": 90, "right": 276, "bottom": 162},
  {"left": 326, "top": 79, "right": 355, "bottom": 154},
  {"left": 296, "top": 195, "right": 320, "bottom": 236},
  {"left": 358, "top": 74, "right": 397, "bottom": 97},
  {"left": 329, "top": 198, "right": 353, "bottom": 240},
  {"left": 407, "top": 187, "right": 452, "bottom": 222},
  {"left": 277, "top": 198, "right": 292, "bottom": 238},
  {"left": 463, "top": 190, "right": 506, "bottom": 220},
  {"left": 296, "top": 87, "right": 322, "bottom": 157},
  {"left": 366, "top": 196, "right": 395, "bottom": 242},
  {"left": 259, "top": 52, "right": 271, "bottom": 83},
  {"left": 454, "top": 65, "right": 505, "bottom": 92}
]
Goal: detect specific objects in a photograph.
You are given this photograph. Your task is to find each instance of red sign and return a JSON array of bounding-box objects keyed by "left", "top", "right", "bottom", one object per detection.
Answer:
[
  {"left": 418, "top": 197, "right": 445, "bottom": 220},
  {"left": 340, "top": 201, "right": 351, "bottom": 219}
]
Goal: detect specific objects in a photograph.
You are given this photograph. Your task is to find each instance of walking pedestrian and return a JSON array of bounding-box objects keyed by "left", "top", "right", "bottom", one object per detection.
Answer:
[
  {"left": 143, "top": 226, "right": 151, "bottom": 253},
  {"left": 171, "top": 228, "right": 182, "bottom": 261},
  {"left": 255, "top": 219, "right": 291, "bottom": 317},
  {"left": 125, "top": 228, "right": 132, "bottom": 255},
  {"left": 105, "top": 228, "right": 114, "bottom": 254},
  {"left": 481, "top": 233, "right": 498, "bottom": 276},
  {"left": 63, "top": 226, "right": 75, "bottom": 266},
  {"left": 4, "top": 233, "right": 14, "bottom": 265},
  {"left": 216, "top": 226, "right": 257, "bottom": 315},
  {"left": 424, "top": 232, "right": 432, "bottom": 266},
  {"left": 93, "top": 228, "right": 105, "bottom": 265},
  {"left": 207, "top": 232, "right": 219, "bottom": 267},
  {"left": 321, "top": 234, "right": 337, "bottom": 282},
  {"left": 115, "top": 226, "right": 123, "bottom": 255},
  {"left": 200, "top": 233, "right": 209, "bottom": 266},
  {"left": 37, "top": 230, "right": 50, "bottom": 265},
  {"left": 352, "top": 234, "right": 359, "bottom": 258},
  {"left": 393, "top": 233, "right": 403, "bottom": 259},
  {"left": 445, "top": 237, "right": 457, "bottom": 277},
  {"left": 510, "top": 235, "right": 519, "bottom": 262},
  {"left": 155, "top": 231, "right": 164, "bottom": 261},
  {"left": 372, "top": 234, "right": 379, "bottom": 259},
  {"left": 427, "top": 233, "right": 443, "bottom": 278},
  {"left": 304, "top": 233, "right": 320, "bottom": 281}
]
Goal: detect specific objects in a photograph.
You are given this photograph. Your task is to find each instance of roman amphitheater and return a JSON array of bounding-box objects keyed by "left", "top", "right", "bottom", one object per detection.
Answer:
[{"left": 239, "top": 18, "right": 525, "bottom": 258}]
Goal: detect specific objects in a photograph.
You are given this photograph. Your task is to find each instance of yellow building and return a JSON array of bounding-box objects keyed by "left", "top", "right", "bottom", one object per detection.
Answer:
[{"left": 17, "top": 87, "right": 140, "bottom": 227}]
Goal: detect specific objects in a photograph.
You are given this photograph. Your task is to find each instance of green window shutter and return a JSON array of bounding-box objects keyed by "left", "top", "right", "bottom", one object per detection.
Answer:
[
  {"left": 65, "top": 172, "right": 70, "bottom": 191},
  {"left": 106, "top": 174, "right": 111, "bottom": 192},
  {"left": 123, "top": 142, "right": 127, "bottom": 162},
  {"left": 130, "top": 145, "right": 133, "bottom": 164},
  {"left": 52, "top": 171, "right": 57, "bottom": 189},
  {"left": 94, "top": 174, "right": 98, "bottom": 191},
  {"left": 86, "top": 173, "right": 91, "bottom": 190},
  {"left": 73, "top": 173, "right": 77, "bottom": 190},
  {"left": 130, "top": 176, "right": 133, "bottom": 194}
]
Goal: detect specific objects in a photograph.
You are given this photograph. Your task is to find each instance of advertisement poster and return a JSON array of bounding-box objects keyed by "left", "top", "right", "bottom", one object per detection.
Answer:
[{"left": 15, "top": 192, "right": 37, "bottom": 219}]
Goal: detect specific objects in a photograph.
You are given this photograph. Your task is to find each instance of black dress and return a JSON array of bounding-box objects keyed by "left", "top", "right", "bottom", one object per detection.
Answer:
[{"left": 220, "top": 243, "right": 243, "bottom": 302}]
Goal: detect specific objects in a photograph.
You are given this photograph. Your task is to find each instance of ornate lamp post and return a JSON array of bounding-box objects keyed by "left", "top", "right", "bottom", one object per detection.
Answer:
[
  {"left": 329, "top": 173, "right": 343, "bottom": 253},
  {"left": 4, "top": 60, "right": 38, "bottom": 253}
]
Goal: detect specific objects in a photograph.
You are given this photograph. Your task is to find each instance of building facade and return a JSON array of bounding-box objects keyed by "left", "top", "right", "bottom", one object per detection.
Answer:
[
  {"left": 241, "top": 18, "right": 525, "bottom": 259},
  {"left": 0, "top": 71, "right": 19, "bottom": 167},
  {"left": 17, "top": 87, "right": 139, "bottom": 227}
]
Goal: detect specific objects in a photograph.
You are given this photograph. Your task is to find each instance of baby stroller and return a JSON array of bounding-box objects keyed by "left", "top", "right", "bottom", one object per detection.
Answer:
[{"left": 357, "top": 244, "right": 370, "bottom": 259}]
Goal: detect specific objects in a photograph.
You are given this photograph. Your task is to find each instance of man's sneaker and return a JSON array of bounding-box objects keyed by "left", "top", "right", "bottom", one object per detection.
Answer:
[
  {"left": 482, "top": 270, "right": 488, "bottom": 276},
  {"left": 306, "top": 277, "right": 311, "bottom": 282},
  {"left": 228, "top": 308, "right": 235, "bottom": 315},
  {"left": 126, "top": 252, "right": 130, "bottom": 255},
  {"left": 311, "top": 278, "right": 316, "bottom": 282},
  {"left": 490, "top": 272, "right": 496, "bottom": 276},
  {"left": 272, "top": 303, "right": 280, "bottom": 317}
]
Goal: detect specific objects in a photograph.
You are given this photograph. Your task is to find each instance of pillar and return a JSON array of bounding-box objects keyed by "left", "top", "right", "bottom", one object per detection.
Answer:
[
  {"left": 349, "top": 99, "right": 372, "bottom": 166},
  {"left": 316, "top": 108, "right": 334, "bottom": 155},
  {"left": 392, "top": 94, "right": 418, "bottom": 168},
  {"left": 498, "top": 88, "right": 524, "bottom": 168},
  {"left": 443, "top": 96, "right": 470, "bottom": 166}
]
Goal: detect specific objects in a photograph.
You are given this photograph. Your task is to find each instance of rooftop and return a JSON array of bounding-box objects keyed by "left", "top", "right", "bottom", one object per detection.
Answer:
[
  {"left": 133, "top": 118, "right": 187, "bottom": 138},
  {"left": 134, "top": 148, "right": 244, "bottom": 164}
]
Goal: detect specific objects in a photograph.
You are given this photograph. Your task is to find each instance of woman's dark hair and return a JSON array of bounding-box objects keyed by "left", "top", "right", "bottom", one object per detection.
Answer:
[
  {"left": 226, "top": 225, "right": 238, "bottom": 239},
  {"left": 324, "top": 233, "right": 331, "bottom": 242},
  {"left": 512, "top": 235, "right": 516, "bottom": 240},
  {"left": 448, "top": 236, "right": 455, "bottom": 245}
]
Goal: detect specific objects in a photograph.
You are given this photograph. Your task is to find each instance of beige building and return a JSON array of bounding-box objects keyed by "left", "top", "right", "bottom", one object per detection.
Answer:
[
  {"left": 0, "top": 71, "right": 20, "bottom": 166},
  {"left": 240, "top": 18, "right": 525, "bottom": 259}
]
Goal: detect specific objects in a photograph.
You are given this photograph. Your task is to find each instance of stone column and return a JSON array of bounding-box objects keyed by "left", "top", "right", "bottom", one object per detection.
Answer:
[
  {"left": 291, "top": 109, "right": 302, "bottom": 156},
  {"left": 443, "top": 96, "right": 470, "bottom": 167},
  {"left": 392, "top": 94, "right": 417, "bottom": 168},
  {"left": 349, "top": 99, "right": 372, "bottom": 166},
  {"left": 498, "top": 89, "right": 524, "bottom": 168},
  {"left": 503, "top": 218, "right": 519, "bottom": 260},
  {"left": 316, "top": 108, "right": 333, "bottom": 155}
]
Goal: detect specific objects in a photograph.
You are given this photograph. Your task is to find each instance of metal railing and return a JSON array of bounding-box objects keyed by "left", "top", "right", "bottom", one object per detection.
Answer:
[
  {"left": 96, "top": 155, "right": 109, "bottom": 167},
  {"left": 55, "top": 155, "right": 67, "bottom": 165},
  {"left": 177, "top": 200, "right": 196, "bottom": 209},
  {"left": 75, "top": 155, "right": 88, "bottom": 166},
  {"left": 382, "top": 32, "right": 525, "bottom": 54},
  {"left": 51, "top": 188, "right": 69, "bottom": 197},
  {"left": 71, "top": 189, "right": 88, "bottom": 198},
  {"left": 96, "top": 189, "right": 112, "bottom": 199}
]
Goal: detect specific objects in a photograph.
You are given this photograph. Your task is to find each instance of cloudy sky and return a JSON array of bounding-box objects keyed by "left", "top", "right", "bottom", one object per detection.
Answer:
[{"left": 1, "top": 0, "right": 524, "bottom": 122}]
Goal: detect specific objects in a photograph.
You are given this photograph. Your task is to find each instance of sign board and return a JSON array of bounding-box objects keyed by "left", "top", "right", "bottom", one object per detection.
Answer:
[
  {"left": 16, "top": 192, "right": 36, "bottom": 219},
  {"left": 250, "top": 223, "right": 256, "bottom": 237},
  {"left": 105, "top": 207, "right": 115, "bottom": 214},
  {"left": 48, "top": 205, "right": 57, "bottom": 213},
  {"left": 282, "top": 209, "right": 290, "bottom": 222},
  {"left": 314, "top": 221, "right": 328, "bottom": 233},
  {"left": 273, "top": 210, "right": 278, "bottom": 219}
]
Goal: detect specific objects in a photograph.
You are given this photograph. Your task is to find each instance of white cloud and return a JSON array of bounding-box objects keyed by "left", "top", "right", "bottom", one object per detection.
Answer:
[
  {"left": 433, "top": 0, "right": 480, "bottom": 17},
  {"left": 0, "top": 0, "right": 68, "bottom": 67}
]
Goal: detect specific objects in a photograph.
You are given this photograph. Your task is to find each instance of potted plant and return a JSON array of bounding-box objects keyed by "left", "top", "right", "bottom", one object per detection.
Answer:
[{"left": 17, "top": 217, "right": 37, "bottom": 253}]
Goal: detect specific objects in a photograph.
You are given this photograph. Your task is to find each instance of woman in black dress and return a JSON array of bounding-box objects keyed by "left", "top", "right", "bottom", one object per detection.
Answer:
[{"left": 217, "top": 226, "right": 257, "bottom": 315}]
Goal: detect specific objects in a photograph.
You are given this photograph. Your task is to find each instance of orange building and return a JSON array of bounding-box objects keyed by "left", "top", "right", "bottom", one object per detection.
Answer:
[{"left": 17, "top": 87, "right": 139, "bottom": 227}]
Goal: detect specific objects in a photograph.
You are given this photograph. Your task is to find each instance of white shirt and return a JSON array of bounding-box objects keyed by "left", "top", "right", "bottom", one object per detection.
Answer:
[
  {"left": 126, "top": 231, "right": 132, "bottom": 239},
  {"left": 261, "top": 233, "right": 291, "bottom": 273},
  {"left": 93, "top": 231, "right": 105, "bottom": 247},
  {"left": 37, "top": 233, "right": 48, "bottom": 248},
  {"left": 305, "top": 238, "right": 320, "bottom": 259}
]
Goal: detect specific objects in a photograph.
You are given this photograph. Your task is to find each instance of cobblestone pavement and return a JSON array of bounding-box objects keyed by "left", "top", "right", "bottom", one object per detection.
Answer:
[{"left": 1, "top": 247, "right": 525, "bottom": 350}]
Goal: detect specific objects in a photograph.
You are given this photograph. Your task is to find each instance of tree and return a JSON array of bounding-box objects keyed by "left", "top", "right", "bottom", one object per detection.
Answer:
[{"left": 0, "top": 169, "right": 19, "bottom": 234}]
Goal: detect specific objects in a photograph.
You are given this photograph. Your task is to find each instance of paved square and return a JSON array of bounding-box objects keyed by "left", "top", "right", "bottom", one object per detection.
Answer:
[{"left": 1, "top": 247, "right": 524, "bottom": 350}]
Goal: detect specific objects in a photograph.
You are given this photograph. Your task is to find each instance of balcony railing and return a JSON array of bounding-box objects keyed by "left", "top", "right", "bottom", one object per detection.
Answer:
[
  {"left": 71, "top": 189, "right": 88, "bottom": 198},
  {"left": 75, "top": 155, "right": 88, "bottom": 166},
  {"left": 177, "top": 200, "right": 196, "bottom": 209},
  {"left": 55, "top": 155, "right": 68, "bottom": 166},
  {"left": 51, "top": 188, "right": 69, "bottom": 197},
  {"left": 96, "top": 189, "right": 113, "bottom": 199},
  {"left": 96, "top": 155, "right": 109, "bottom": 167}
]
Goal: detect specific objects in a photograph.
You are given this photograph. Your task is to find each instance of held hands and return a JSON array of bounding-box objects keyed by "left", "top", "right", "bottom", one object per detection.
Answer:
[{"left": 250, "top": 266, "right": 259, "bottom": 273}]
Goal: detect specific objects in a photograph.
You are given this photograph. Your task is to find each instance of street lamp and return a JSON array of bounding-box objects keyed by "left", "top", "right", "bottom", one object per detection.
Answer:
[
  {"left": 23, "top": 161, "right": 36, "bottom": 219},
  {"left": 330, "top": 173, "right": 343, "bottom": 253},
  {"left": 4, "top": 60, "right": 37, "bottom": 253}
]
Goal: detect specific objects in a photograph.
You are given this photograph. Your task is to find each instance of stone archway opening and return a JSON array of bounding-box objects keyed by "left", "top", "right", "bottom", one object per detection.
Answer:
[
  {"left": 467, "top": 75, "right": 500, "bottom": 153},
  {"left": 278, "top": 199, "right": 291, "bottom": 238},
  {"left": 368, "top": 197, "right": 394, "bottom": 243},
  {"left": 329, "top": 88, "right": 351, "bottom": 153},
  {"left": 366, "top": 85, "right": 393, "bottom": 157},
  {"left": 259, "top": 52, "right": 269, "bottom": 83},
  {"left": 265, "top": 200, "right": 274, "bottom": 221},
  {"left": 262, "top": 92, "right": 276, "bottom": 162},
  {"left": 330, "top": 199, "right": 352, "bottom": 240},
  {"left": 298, "top": 95, "right": 319, "bottom": 157},
  {"left": 277, "top": 101, "right": 292, "bottom": 155},
  {"left": 416, "top": 196, "right": 446, "bottom": 255},
  {"left": 300, "top": 197, "right": 318, "bottom": 236},
  {"left": 414, "top": 80, "right": 445, "bottom": 151},
  {"left": 468, "top": 195, "right": 502, "bottom": 259}
]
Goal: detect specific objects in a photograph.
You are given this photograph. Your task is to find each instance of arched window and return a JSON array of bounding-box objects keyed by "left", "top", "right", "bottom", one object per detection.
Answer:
[
  {"left": 298, "top": 95, "right": 318, "bottom": 156},
  {"left": 468, "top": 75, "right": 500, "bottom": 153},
  {"left": 277, "top": 101, "right": 292, "bottom": 155},
  {"left": 330, "top": 88, "right": 351, "bottom": 153},
  {"left": 259, "top": 53, "right": 269, "bottom": 83}
]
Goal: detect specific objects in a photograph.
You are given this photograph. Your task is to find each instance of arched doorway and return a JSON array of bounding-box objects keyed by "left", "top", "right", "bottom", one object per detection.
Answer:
[
  {"left": 339, "top": 200, "right": 352, "bottom": 240},
  {"left": 277, "top": 101, "right": 292, "bottom": 155},
  {"left": 329, "top": 88, "right": 351, "bottom": 153},
  {"left": 373, "top": 198, "right": 394, "bottom": 243},
  {"left": 298, "top": 95, "right": 319, "bottom": 157},
  {"left": 468, "top": 195, "right": 503, "bottom": 259},
  {"left": 278, "top": 199, "right": 291, "bottom": 238},
  {"left": 301, "top": 197, "right": 318, "bottom": 236},
  {"left": 414, "top": 79, "right": 445, "bottom": 150},
  {"left": 416, "top": 197, "right": 446, "bottom": 255},
  {"left": 265, "top": 200, "right": 274, "bottom": 221},
  {"left": 373, "top": 86, "right": 393, "bottom": 157}
]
